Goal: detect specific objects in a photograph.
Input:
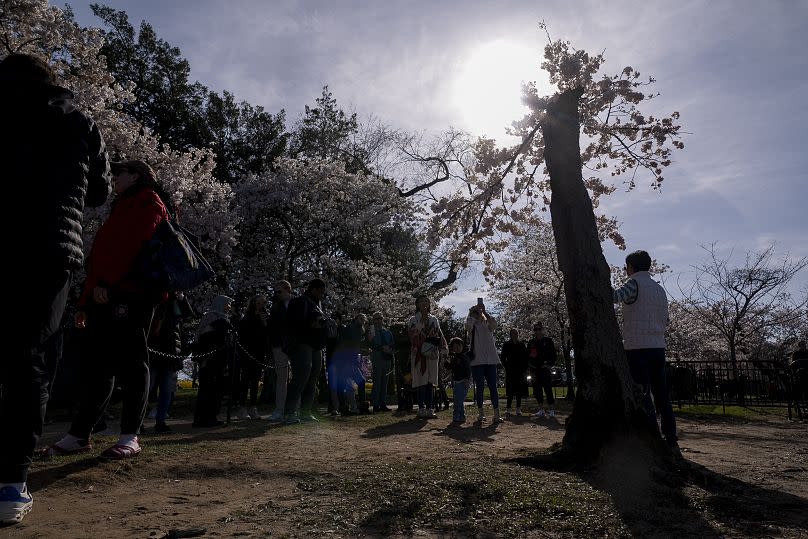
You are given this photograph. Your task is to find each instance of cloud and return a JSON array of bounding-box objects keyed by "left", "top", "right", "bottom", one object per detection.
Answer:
[{"left": 69, "top": 0, "right": 806, "bottom": 301}]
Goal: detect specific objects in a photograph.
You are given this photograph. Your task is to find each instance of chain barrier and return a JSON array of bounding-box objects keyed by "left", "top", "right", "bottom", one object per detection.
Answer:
[{"left": 149, "top": 332, "right": 404, "bottom": 381}]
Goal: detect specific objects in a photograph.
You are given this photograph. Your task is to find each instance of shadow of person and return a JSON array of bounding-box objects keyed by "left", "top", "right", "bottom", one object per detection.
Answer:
[
  {"left": 434, "top": 421, "right": 499, "bottom": 443},
  {"left": 27, "top": 455, "right": 100, "bottom": 492},
  {"left": 362, "top": 417, "right": 429, "bottom": 439},
  {"left": 525, "top": 416, "right": 565, "bottom": 431}
]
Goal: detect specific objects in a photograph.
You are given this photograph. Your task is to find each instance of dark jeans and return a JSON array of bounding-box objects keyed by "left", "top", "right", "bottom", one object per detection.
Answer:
[
  {"left": 69, "top": 300, "right": 154, "bottom": 439},
  {"left": 626, "top": 348, "right": 677, "bottom": 442},
  {"left": 506, "top": 395, "right": 522, "bottom": 408},
  {"left": 452, "top": 380, "right": 468, "bottom": 421},
  {"left": 1, "top": 270, "right": 71, "bottom": 483},
  {"left": 285, "top": 344, "right": 323, "bottom": 416},
  {"left": 193, "top": 355, "right": 227, "bottom": 425},
  {"left": 149, "top": 363, "right": 177, "bottom": 422},
  {"left": 532, "top": 367, "right": 555, "bottom": 406},
  {"left": 416, "top": 383, "right": 434, "bottom": 408},
  {"left": 371, "top": 358, "right": 392, "bottom": 409},
  {"left": 236, "top": 361, "right": 262, "bottom": 407},
  {"left": 472, "top": 364, "right": 499, "bottom": 409}
]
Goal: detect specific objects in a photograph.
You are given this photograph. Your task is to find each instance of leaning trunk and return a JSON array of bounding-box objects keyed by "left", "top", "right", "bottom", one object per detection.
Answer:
[{"left": 543, "top": 88, "right": 657, "bottom": 461}]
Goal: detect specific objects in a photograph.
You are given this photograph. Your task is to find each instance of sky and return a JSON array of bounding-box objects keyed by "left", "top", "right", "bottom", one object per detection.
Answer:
[{"left": 70, "top": 0, "right": 808, "bottom": 311}]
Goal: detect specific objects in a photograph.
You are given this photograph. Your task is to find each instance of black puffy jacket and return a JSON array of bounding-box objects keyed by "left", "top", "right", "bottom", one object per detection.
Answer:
[{"left": 1, "top": 75, "right": 111, "bottom": 270}]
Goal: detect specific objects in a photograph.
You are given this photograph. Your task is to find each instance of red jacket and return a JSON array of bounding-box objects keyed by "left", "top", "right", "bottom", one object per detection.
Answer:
[{"left": 80, "top": 185, "right": 169, "bottom": 307}]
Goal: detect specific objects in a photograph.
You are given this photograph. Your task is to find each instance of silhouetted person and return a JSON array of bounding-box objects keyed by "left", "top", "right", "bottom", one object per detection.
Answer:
[{"left": 0, "top": 53, "right": 110, "bottom": 525}]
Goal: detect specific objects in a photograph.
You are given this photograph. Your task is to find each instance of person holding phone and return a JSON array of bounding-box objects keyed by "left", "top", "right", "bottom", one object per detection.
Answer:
[{"left": 465, "top": 300, "right": 503, "bottom": 423}]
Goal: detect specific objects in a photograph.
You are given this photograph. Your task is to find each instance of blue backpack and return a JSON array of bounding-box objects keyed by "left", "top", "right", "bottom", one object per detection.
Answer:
[{"left": 135, "top": 219, "right": 215, "bottom": 291}]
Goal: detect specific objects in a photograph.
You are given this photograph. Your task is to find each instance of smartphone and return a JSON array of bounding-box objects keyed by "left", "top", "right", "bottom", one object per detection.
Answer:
[{"left": 477, "top": 297, "right": 484, "bottom": 306}]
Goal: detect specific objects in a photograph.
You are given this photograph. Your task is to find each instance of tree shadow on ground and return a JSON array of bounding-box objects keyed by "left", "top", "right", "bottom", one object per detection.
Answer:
[
  {"left": 361, "top": 417, "right": 429, "bottom": 438},
  {"left": 511, "top": 439, "right": 808, "bottom": 538},
  {"left": 687, "top": 460, "right": 808, "bottom": 536}
]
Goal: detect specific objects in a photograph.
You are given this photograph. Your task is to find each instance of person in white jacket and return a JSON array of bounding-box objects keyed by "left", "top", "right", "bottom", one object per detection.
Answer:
[
  {"left": 613, "top": 250, "right": 678, "bottom": 454},
  {"left": 465, "top": 302, "right": 504, "bottom": 423}
]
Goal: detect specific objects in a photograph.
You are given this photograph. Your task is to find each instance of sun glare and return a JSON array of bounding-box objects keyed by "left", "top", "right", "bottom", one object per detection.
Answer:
[{"left": 452, "top": 40, "right": 550, "bottom": 141}]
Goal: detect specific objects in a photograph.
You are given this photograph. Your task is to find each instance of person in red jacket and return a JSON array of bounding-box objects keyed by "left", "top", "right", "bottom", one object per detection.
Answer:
[{"left": 46, "top": 159, "right": 169, "bottom": 460}]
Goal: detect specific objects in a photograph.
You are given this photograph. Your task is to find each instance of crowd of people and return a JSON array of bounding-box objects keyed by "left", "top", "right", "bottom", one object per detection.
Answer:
[{"left": 10, "top": 50, "right": 796, "bottom": 528}]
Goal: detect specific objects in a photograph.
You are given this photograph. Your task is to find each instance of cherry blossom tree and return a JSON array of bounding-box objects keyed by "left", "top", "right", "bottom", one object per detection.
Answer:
[
  {"left": 438, "top": 33, "right": 685, "bottom": 462},
  {"left": 0, "top": 0, "right": 238, "bottom": 264},
  {"left": 230, "top": 158, "right": 440, "bottom": 321},
  {"left": 488, "top": 219, "right": 575, "bottom": 398}
]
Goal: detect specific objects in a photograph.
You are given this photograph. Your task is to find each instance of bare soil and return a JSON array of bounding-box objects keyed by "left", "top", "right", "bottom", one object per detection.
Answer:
[{"left": 4, "top": 404, "right": 807, "bottom": 538}]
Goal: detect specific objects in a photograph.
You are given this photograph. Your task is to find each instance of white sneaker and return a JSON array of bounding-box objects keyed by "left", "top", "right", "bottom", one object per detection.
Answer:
[
  {"left": 0, "top": 484, "right": 33, "bottom": 525},
  {"left": 516, "top": 408, "right": 523, "bottom": 416},
  {"left": 548, "top": 409, "right": 555, "bottom": 418},
  {"left": 533, "top": 409, "right": 546, "bottom": 418},
  {"left": 477, "top": 409, "right": 485, "bottom": 422}
]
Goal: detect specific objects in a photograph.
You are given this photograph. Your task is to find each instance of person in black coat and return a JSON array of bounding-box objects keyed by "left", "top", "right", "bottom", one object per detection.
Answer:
[
  {"left": 192, "top": 295, "right": 235, "bottom": 428},
  {"left": 0, "top": 53, "right": 110, "bottom": 525},
  {"left": 236, "top": 294, "right": 269, "bottom": 420},
  {"left": 526, "top": 322, "right": 557, "bottom": 418},
  {"left": 501, "top": 328, "right": 529, "bottom": 416}
]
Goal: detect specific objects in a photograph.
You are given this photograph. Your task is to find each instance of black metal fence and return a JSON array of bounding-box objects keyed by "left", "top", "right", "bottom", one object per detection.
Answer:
[{"left": 665, "top": 358, "right": 806, "bottom": 418}]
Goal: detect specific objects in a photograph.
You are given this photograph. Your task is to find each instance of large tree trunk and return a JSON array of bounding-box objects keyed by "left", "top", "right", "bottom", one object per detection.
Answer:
[{"left": 543, "top": 88, "right": 657, "bottom": 461}]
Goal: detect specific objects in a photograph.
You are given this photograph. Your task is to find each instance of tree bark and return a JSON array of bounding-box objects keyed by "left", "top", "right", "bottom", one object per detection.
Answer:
[{"left": 543, "top": 88, "right": 655, "bottom": 461}]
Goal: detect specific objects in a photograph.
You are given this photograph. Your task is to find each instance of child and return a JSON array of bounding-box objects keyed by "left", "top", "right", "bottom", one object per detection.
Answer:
[{"left": 445, "top": 337, "right": 471, "bottom": 423}]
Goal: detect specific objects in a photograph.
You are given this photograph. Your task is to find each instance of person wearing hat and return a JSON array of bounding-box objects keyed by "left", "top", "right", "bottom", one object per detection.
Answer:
[
  {"left": 0, "top": 53, "right": 111, "bottom": 525},
  {"left": 45, "top": 158, "right": 170, "bottom": 460},
  {"left": 526, "top": 322, "right": 557, "bottom": 418}
]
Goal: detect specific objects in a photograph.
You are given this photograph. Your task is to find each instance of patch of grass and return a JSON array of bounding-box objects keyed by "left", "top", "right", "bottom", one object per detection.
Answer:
[
  {"left": 277, "top": 460, "right": 628, "bottom": 538},
  {"left": 674, "top": 404, "right": 789, "bottom": 421}
]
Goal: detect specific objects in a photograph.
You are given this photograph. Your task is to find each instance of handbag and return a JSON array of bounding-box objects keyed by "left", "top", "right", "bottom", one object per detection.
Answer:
[{"left": 134, "top": 218, "right": 215, "bottom": 291}]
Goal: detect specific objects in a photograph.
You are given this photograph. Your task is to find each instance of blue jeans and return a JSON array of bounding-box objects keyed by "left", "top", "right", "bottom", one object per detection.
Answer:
[
  {"left": 149, "top": 365, "right": 177, "bottom": 422},
  {"left": 371, "top": 358, "right": 392, "bottom": 409},
  {"left": 471, "top": 364, "right": 499, "bottom": 410},
  {"left": 452, "top": 380, "right": 467, "bottom": 421},
  {"left": 626, "top": 348, "right": 677, "bottom": 442}
]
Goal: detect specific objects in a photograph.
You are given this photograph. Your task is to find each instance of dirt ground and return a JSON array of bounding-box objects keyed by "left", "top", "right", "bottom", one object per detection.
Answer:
[{"left": 4, "top": 403, "right": 807, "bottom": 538}]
